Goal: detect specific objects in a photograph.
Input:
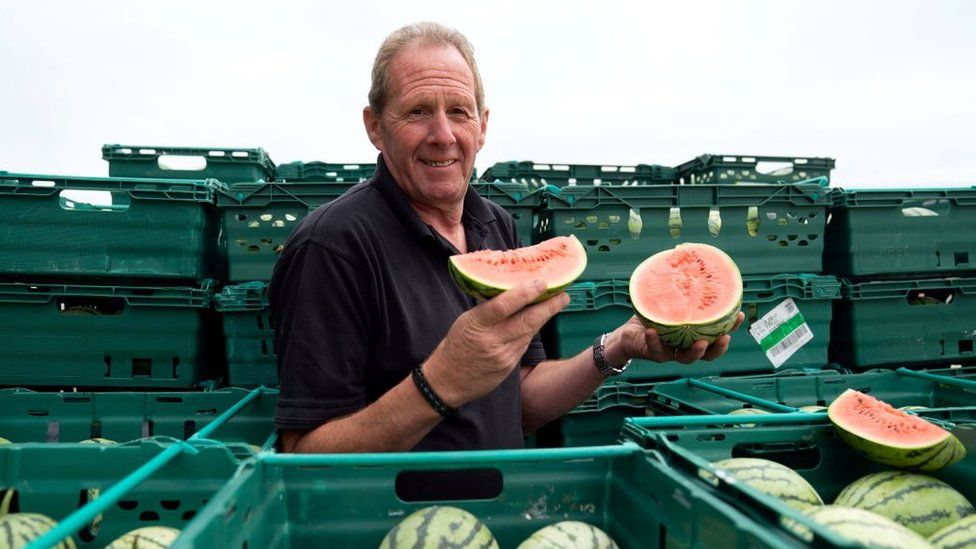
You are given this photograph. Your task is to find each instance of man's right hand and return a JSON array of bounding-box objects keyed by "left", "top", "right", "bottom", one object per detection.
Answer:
[{"left": 422, "top": 279, "right": 570, "bottom": 408}]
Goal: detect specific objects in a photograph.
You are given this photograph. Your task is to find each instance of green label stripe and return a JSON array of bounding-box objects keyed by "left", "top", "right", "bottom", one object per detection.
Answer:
[{"left": 759, "top": 312, "right": 807, "bottom": 351}]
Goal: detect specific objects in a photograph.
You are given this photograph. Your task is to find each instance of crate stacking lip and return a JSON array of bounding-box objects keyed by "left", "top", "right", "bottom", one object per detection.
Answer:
[
  {"left": 274, "top": 160, "right": 376, "bottom": 182},
  {"left": 480, "top": 160, "right": 678, "bottom": 187},
  {"left": 0, "top": 172, "right": 223, "bottom": 281},
  {"left": 540, "top": 182, "right": 830, "bottom": 279},
  {"left": 645, "top": 366, "right": 976, "bottom": 415},
  {"left": 621, "top": 408, "right": 976, "bottom": 549},
  {"left": 833, "top": 275, "right": 976, "bottom": 369},
  {"left": 0, "top": 386, "right": 278, "bottom": 448},
  {"left": 552, "top": 274, "right": 841, "bottom": 386},
  {"left": 215, "top": 282, "right": 276, "bottom": 388},
  {"left": 171, "top": 444, "right": 792, "bottom": 549},
  {"left": 0, "top": 280, "right": 215, "bottom": 389},
  {"left": 825, "top": 186, "right": 976, "bottom": 278},
  {"left": 675, "top": 154, "right": 835, "bottom": 185},
  {"left": 102, "top": 144, "right": 275, "bottom": 183}
]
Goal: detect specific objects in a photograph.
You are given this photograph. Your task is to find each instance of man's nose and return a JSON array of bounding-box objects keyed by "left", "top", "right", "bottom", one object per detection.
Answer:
[{"left": 427, "top": 110, "right": 456, "bottom": 146}]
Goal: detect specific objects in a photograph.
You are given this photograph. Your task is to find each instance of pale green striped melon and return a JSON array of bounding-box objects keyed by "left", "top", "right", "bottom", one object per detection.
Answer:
[
  {"left": 517, "top": 521, "right": 619, "bottom": 548},
  {"left": 798, "top": 405, "right": 827, "bottom": 413},
  {"left": 105, "top": 526, "right": 181, "bottom": 548},
  {"left": 630, "top": 243, "right": 742, "bottom": 349},
  {"left": 79, "top": 437, "right": 116, "bottom": 445},
  {"left": 448, "top": 236, "right": 586, "bottom": 303},
  {"left": 805, "top": 506, "right": 932, "bottom": 549},
  {"left": 834, "top": 471, "right": 974, "bottom": 538},
  {"left": 0, "top": 513, "right": 76, "bottom": 548},
  {"left": 829, "top": 389, "right": 966, "bottom": 472},
  {"left": 379, "top": 506, "right": 498, "bottom": 549},
  {"left": 712, "top": 458, "right": 823, "bottom": 511},
  {"left": 929, "top": 513, "right": 976, "bottom": 549},
  {"left": 727, "top": 407, "right": 771, "bottom": 427}
]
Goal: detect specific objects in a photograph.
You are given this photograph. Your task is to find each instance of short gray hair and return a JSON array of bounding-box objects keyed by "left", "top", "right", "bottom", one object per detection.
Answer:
[{"left": 368, "top": 22, "right": 485, "bottom": 116}]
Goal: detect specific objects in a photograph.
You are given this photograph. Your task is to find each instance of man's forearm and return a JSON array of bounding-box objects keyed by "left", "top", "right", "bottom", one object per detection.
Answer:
[
  {"left": 284, "top": 374, "right": 443, "bottom": 453},
  {"left": 520, "top": 352, "right": 607, "bottom": 435}
]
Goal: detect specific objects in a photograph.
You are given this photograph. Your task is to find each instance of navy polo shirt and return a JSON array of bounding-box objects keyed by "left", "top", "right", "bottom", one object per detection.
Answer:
[{"left": 270, "top": 155, "right": 546, "bottom": 451}]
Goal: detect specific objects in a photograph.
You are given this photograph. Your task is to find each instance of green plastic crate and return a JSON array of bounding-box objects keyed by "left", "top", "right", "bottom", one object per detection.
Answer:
[
  {"left": 0, "top": 173, "right": 223, "bottom": 281},
  {"left": 0, "top": 387, "right": 277, "bottom": 447},
  {"left": 175, "top": 445, "right": 799, "bottom": 549},
  {"left": 481, "top": 160, "right": 678, "bottom": 187},
  {"left": 102, "top": 144, "right": 274, "bottom": 182},
  {"left": 215, "top": 282, "right": 276, "bottom": 387},
  {"left": 675, "top": 154, "right": 835, "bottom": 185},
  {"left": 275, "top": 160, "right": 376, "bottom": 182},
  {"left": 824, "top": 187, "right": 976, "bottom": 277},
  {"left": 471, "top": 181, "right": 545, "bottom": 243},
  {"left": 540, "top": 183, "right": 830, "bottom": 279},
  {"left": 622, "top": 413, "right": 976, "bottom": 548},
  {"left": 546, "top": 274, "right": 840, "bottom": 384},
  {"left": 217, "top": 181, "right": 360, "bottom": 281},
  {"left": 0, "top": 281, "right": 216, "bottom": 389},
  {"left": 0, "top": 438, "right": 242, "bottom": 547},
  {"left": 648, "top": 367, "right": 976, "bottom": 415},
  {"left": 832, "top": 276, "right": 976, "bottom": 368}
]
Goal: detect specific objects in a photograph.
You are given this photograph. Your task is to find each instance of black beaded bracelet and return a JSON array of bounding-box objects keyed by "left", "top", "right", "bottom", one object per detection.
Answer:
[{"left": 412, "top": 366, "right": 457, "bottom": 418}]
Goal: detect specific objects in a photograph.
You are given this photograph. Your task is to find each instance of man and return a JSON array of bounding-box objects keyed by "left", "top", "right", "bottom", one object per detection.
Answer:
[{"left": 271, "top": 22, "right": 743, "bottom": 454}]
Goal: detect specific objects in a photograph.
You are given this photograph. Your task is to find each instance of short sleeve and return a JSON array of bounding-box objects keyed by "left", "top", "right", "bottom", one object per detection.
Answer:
[{"left": 270, "top": 241, "right": 374, "bottom": 431}]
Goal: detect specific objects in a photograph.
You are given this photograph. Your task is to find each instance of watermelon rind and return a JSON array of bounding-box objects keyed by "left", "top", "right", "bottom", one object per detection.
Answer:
[
  {"left": 630, "top": 243, "right": 742, "bottom": 349},
  {"left": 0, "top": 513, "right": 77, "bottom": 549},
  {"left": 828, "top": 389, "right": 966, "bottom": 472},
  {"left": 929, "top": 513, "right": 976, "bottom": 549},
  {"left": 517, "top": 521, "right": 619, "bottom": 549},
  {"left": 711, "top": 458, "right": 823, "bottom": 512},
  {"left": 804, "top": 506, "right": 933, "bottom": 549},
  {"left": 834, "top": 471, "right": 974, "bottom": 538},
  {"left": 379, "top": 506, "right": 498, "bottom": 549},
  {"left": 448, "top": 235, "right": 586, "bottom": 303},
  {"left": 105, "top": 526, "right": 181, "bottom": 548}
]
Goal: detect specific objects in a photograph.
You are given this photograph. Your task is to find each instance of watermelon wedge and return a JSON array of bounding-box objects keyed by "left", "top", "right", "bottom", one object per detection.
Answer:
[
  {"left": 448, "top": 235, "right": 587, "bottom": 302},
  {"left": 828, "top": 389, "right": 966, "bottom": 472},
  {"left": 629, "top": 243, "right": 742, "bottom": 348}
]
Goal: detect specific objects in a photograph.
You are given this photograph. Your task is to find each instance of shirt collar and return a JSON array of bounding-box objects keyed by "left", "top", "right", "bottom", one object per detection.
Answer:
[{"left": 371, "top": 154, "right": 496, "bottom": 245}]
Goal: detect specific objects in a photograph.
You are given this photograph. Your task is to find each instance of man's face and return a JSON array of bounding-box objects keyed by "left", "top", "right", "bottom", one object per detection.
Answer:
[{"left": 364, "top": 43, "right": 488, "bottom": 208}]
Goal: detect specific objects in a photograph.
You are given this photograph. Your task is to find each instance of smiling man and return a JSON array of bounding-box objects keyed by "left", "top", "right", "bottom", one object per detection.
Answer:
[{"left": 269, "top": 22, "right": 742, "bottom": 456}]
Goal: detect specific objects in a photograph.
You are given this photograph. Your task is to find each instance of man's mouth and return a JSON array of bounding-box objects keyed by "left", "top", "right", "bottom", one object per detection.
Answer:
[{"left": 422, "top": 159, "right": 456, "bottom": 168}]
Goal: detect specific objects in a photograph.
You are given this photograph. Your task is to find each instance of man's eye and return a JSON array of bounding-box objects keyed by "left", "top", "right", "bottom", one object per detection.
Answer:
[{"left": 409, "top": 108, "right": 427, "bottom": 116}]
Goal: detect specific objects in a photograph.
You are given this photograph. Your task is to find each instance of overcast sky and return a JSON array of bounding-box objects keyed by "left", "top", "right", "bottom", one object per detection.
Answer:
[{"left": 1, "top": 1, "right": 974, "bottom": 187}]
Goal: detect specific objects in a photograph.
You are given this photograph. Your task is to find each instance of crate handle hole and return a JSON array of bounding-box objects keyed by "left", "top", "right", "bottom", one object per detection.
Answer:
[
  {"left": 247, "top": 245, "right": 261, "bottom": 252},
  {"left": 60, "top": 190, "right": 131, "bottom": 212},
  {"left": 731, "top": 443, "right": 821, "bottom": 470},
  {"left": 118, "top": 500, "right": 138, "bottom": 511},
  {"left": 755, "top": 161, "right": 794, "bottom": 176},
  {"left": 906, "top": 289, "right": 953, "bottom": 306},
  {"left": 104, "top": 355, "right": 112, "bottom": 377},
  {"left": 708, "top": 207, "right": 722, "bottom": 237},
  {"left": 955, "top": 252, "right": 969, "bottom": 266},
  {"left": 158, "top": 155, "right": 207, "bottom": 172},
  {"left": 746, "top": 207, "right": 760, "bottom": 236},
  {"left": 798, "top": 240, "right": 809, "bottom": 246},
  {"left": 959, "top": 340, "right": 974, "bottom": 354},
  {"left": 132, "top": 358, "right": 152, "bottom": 377},
  {"left": 182, "top": 510, "right": 196, "bottom": 520},
  {"left": 139, "top": 511, "right": 161, "bottom": 521},
  {"left": 902, "top": 198, "right": 950, "bottom": 217},
  {"left": 395, "top": 469, "right": 502, "bottom": 501},
  {"left": 59, "top": 296, "right": 125, "bottom": 316}
]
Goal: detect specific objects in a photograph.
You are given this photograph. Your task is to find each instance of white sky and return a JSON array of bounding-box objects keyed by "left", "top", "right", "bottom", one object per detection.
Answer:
[{"left": 1, "top": 0, "right": 974, "bottom": 187}]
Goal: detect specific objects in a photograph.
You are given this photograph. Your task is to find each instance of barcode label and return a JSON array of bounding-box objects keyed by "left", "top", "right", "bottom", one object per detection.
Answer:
[{"left": 749, "top": 298, "right": 813, "bottom": 368}]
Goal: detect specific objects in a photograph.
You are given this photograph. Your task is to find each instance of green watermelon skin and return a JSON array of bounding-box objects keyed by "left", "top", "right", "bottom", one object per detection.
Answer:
[
  {"left": 929, "top": 513, "right": 976, "bottom": 549},
  {"left": 379, "top": 506, "right": 498, "bottom": 549},
  {"left": 834, "top": 471, "right": 974, "bottom": 538},
  {"left": 0, "top": 513, "right": 76, "bottom": 549},
  {"left": 711, "top": 458, "right": 823, "bottom": 512},
  {"left": 804, "top": 506, "right": 932, "bottom": 549},
  {"left": 517, "top": 521, "right": 618, "bottom": 549},
  {"left": 105, "top": 526, "right": 181, "bottom": 548},
  {"left": 637, "top": 301, "right": 740, "bottom": 349}
]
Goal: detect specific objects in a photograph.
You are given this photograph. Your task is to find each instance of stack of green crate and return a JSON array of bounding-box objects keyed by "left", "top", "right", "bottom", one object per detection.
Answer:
[
  {"left": 533, "top": 171, "right": 837, "bottom": 446},
  {"left": 825, "top": 187, "right": 976, "bottom": 369},
  {"left": 674, "top": 153, "right": 835, "bottom": 185}
]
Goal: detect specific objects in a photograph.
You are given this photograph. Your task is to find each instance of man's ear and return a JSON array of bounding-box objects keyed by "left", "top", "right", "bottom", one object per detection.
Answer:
[
  {"left": 477, "top": 107, "right": 489, "bottom": 152},
  {"left": 363, "top": 107, "right": 384, "bottom": 151}
]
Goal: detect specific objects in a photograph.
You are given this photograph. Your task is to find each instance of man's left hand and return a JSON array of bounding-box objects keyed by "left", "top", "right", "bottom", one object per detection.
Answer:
[{"left": 608, "top": 312, "right": 746, "bottom": 365}]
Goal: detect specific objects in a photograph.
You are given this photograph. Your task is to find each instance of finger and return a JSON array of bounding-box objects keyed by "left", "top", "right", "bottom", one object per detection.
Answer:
[
  {"left": 499, "top": 291, "right": 570, "bottom": 338},
  {"left": 730, "top": 311, "right": 746, "bottom": 332},
  {"left": 471, "top": 280, "right": 548, "bottom": 326},
  {"left": 642, "top": 328, "right": 673, "bottom": 363},
  {"left": 675, "top": 339, "right": 708, "bottom": 364},
  {"left": 701, "top": 333, "right": 732, "bottom": 361}
]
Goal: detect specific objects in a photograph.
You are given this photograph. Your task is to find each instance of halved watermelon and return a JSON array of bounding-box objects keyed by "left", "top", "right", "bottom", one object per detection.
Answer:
[
  {"left": 629, "top": 243, "right": 742, "bottom": 348},
  {"left": 828, "top": 389, "right": 966, "bottom": 472},
  {"left": 448, "top": 235, "right": 587, "bottom": 302}
]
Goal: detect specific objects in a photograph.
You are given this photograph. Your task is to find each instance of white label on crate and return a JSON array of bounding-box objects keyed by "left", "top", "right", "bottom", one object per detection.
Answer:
[{"left": 748, "top": 298, "right": 813, "bottom": 369}]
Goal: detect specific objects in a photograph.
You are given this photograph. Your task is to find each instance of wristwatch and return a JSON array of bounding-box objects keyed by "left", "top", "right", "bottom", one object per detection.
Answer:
[{"left": 592, "top": 333, "right": 632, "bottom": 377}]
